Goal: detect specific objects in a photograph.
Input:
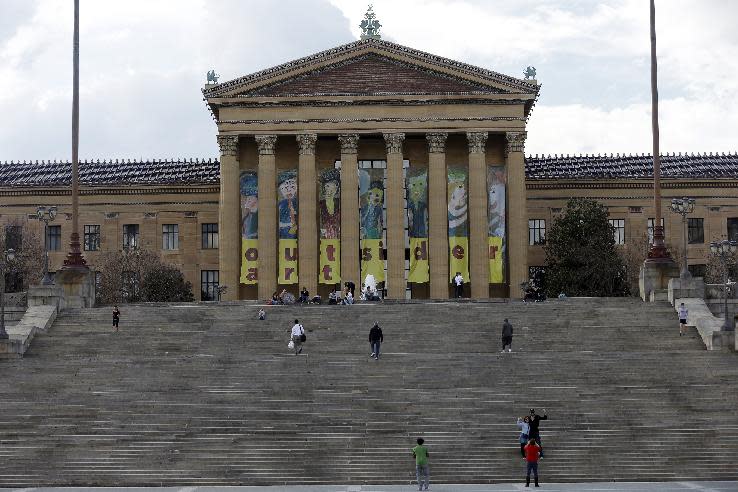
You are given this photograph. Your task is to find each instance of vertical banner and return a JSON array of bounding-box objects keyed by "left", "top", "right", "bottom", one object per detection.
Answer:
[
  {"left": 447, "top": 166, "right": 469, "bottom": 282},
  {"left": 488, "top": 166, "right": 507, "bottom": 283},
  {"left": 319, "top": 168, "right": 341, "bottom": 284},
  {"left": 359, "top": 168, "right": 385, "bottom": 283},
  {"left": 407, "top": 169, "right": 429, "bottom": 283},
  {"left": 278, "top": 170, "right": 298, "bottom": 284},
  {"left": 240, "top": 171, "right": 259, "bottom": 284}
]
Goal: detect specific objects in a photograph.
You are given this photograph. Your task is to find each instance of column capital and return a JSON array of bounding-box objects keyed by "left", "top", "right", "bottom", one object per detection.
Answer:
[
  {"left": 296, "top": 133, "right": 318, "bottom": 155},
  {"left": 383, "top": 132, "right": 405, "bottom": 155},
  {"left": 338, "top": 134, "right": 359, "bottom": 154},
  {"left": 255, "top": 135, "right": 278, "bottom": 155},
  {"left": 426, "top": 132, "right": 448, "bottom": 154},
  {"left": 505, "top": 131, "right": 527, "bottom": 156},
  {"left": 466, "top": 131, "right": 488, "bottom": 154},
  {"left": 216, "top": 135, "right": 239, "bottom": 159}
]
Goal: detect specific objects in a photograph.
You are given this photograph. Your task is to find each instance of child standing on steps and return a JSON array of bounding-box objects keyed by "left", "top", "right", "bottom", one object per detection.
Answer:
[
  {"left": 412, "top": 437, "right": 430, "bottom": 491},
  {"left": 112, "top": 306, "right": 120, "bottom": 332}
]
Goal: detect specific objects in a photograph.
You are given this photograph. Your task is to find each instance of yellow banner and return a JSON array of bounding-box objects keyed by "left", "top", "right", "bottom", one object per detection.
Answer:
[
  {"left": 240, "top": 238, "right": 259, "bottom": 285},
  {"left": 449, "top": 236, "right": 469, "bottom": 282},
  {"left": 488, "top": 236, "right": 503, "bottom": 284},
  {"left": 361, "top": 239, "right": 385, "bottom": 283},
  {"left": 409, "top": 237, "right": 429, "bottom": 283},
  {"left": 319, "top": 239, "right": 341, "bottom": 284},
  {"left": 279, "top": 239, "right": 298, "bottom": 284}
]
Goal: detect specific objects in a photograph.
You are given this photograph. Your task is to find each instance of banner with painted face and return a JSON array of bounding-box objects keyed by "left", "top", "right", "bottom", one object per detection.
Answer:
[
  {"left": 319, "top": 168, "right": 341, "bottom": 284},
  {"left": 488, "top": 165, "right": 506, "bottom": 283},
  {"left": 447, "top": 166, "right": 469, "bottom": 282},
  {"left": 278, "top": 169, "right": 298, "bottom": 284},
  {"left": 406, "top": 168, "right": 429, "bottom": 283},
  {"left": 240, "top": 170, "right": 258, "bottom": 285},
  {"left": 359, "top": 167, "right": 385, "bottom": 284}
]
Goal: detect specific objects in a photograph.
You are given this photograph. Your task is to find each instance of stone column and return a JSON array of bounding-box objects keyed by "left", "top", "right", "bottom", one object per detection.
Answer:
[
  {"left": 338, "top": 134, "right": 360, "bottom": 286},
  {"left": 506, "top": 131, "right": 528, "bottom": 292},
  {"left": 384, "top": 132, "right": 406, "bottom": 299},
  {"left": 217, "top": 134, "right": 240, "bottom": 301},
  {"left": 427, "top": 132, "right": 449, "bottom": 299},
  {"left": 467, "top": 131, "right": 489, "bottom": 299},
  {"left": 297, "top": 133, "right": 318, "bottom": 297},
  {"left": 256, "top": 135, "right": 278, "bottom": 300}
]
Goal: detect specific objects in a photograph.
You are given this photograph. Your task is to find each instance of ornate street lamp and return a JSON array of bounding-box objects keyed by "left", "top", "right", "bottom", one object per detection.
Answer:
[
  {"left": 670, "top": 197, "right": 695, "bottom": 280},
  {"left": 0, "top": 248, "right": 17, "bottom": 340},
  {"left": 37, "top": 206, "right": 58, "bottom": 285},
  {"left": 709, "top": 239, "right": 737, "bottom": 331}
]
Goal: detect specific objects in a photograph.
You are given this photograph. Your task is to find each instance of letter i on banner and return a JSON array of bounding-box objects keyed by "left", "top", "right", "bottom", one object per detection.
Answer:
[
  {"left": 487, "top": 165, "right": 506, "bottom": 283},
  {"left": 407, "top": 168, "right": 429, "bottom": 283},
  {"left": 240, "top": 171, "right": 259, "bottom": 284},
  {"left": 447, "top": 166, "right": 469, "bottom": 282},
  {"left": 319, "top": 168, "right": 341, "bottom": 284},
  {"left": 278, "top": 169, "right": 298, "bottom": 284}
]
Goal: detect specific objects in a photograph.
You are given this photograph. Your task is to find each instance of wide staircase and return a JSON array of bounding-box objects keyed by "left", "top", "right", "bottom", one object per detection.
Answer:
[{"left": 0, "top": 298, "right": 736, "bottom": 486}]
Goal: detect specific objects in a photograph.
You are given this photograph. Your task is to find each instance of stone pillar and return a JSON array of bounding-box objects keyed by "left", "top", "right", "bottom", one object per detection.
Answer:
[
  {"left": 506, "top": 131, "right": 528, "bottom": 293},
  {"left": 384, "top": 132, "right": 406, "bottom": 299},
  {"left": 217, "top": 134, "right": 240, "bottom": 301},
  {"left": 427, "top": 132, "right": 449, "bottom": 299},
  {"left": 338, "top": 134, "right": 360, "bottom": 286},
  {"left": 297, "top": 134, "right": 318, "bottom": 297},
  {"left": 467, "top": 131, "right": 489, "bottom": 299},
  {"left": 256, "top": 135, "right": 278, "bottom": 300}
]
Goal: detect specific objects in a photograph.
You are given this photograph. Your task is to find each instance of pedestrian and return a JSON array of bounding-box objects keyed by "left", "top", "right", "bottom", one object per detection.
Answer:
[
  {"left": 412, "top": 437, "right": 430, "bottom": 491},
  {"left": 523, "top": 438, "right": 541, "bottom": 487},
  {"left": 290, "top": 319, "right": 305, "bottom": 355},
  {"left": 345, "top": 280, "right": 356, "bottom": 298},
  {"left": 501, "top": 318, "right": 513, "bottom": 353},
  {"left": 258, "top": 308, "right": 266, "bottom": 320},
  {"left": 678, "top": 302, "right": 688, "bottom": 336},
  {"left": 517, "top": 416, "right": 530, "bottom": 457},
  {"left": 369, "top": 321, "right": 383, "bottom": 360},
  {"left": 112, "top": 305, "right": 120, "bottom": 332},
  {"left": 453, "top": 272, "right": 464, "bottom": 298},
  {"left": 528, "top": 408, "right": 548, "bottom": 457}
]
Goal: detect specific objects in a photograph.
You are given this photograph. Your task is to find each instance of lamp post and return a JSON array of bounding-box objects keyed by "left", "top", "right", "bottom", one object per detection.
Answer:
[
  {"left": 0, "top": 248, "right": 17, "bottom": 340},
  {"left": 709, "top": 239, "right": 737, "bottom": 331},
  {"left": 670, "top": 197, "right": 695, "bottom": 280},
  {"left": 37, "top": 206, "right": 58, "bottom": 285}
]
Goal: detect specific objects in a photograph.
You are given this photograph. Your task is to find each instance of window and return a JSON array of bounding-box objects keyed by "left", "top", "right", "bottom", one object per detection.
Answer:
[
  {"left": 84, "top": 225, "right": 100, "bottom": 251},
  {"left": 201, "top": 270, "right": 219, "bottom": 301},
  {"left": 609, "top": 219, "right": 625, "bottom": 245},
  {"left": 202, "top": 223, "right": 218, "bottom": 249},
  {"left": 728, "top": 218, "right": 738, "bottom": 242},
  {"left": 647, "top": 218, "right": 664, "bottom": 245},
  {"left": 123, "top": 224, "right": 139, "bottom": 250},
  {"left": 162, "top": 224, "right": 179, "bottom": 250},
  {"left": 4, "top": 225, "right": 22, "bottom": 251},
  {"left": 687, "top": 218, "right": 704, "bottom": 244},
  {"left": 46, "top": 225, "right": 62, "bottom": 251},
  {"left": 528, "top": 219, "right": 546, "bottom": 245}
]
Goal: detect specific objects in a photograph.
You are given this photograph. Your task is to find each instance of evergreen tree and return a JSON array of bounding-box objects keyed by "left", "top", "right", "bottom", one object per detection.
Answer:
[{"left": 544, "top": 198, "right": 629, "bottom": 297}]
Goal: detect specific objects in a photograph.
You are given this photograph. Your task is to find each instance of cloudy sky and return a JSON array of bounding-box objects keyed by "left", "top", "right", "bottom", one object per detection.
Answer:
[{"left": 0, "top": 0, "right": 736, "bottom": 161}]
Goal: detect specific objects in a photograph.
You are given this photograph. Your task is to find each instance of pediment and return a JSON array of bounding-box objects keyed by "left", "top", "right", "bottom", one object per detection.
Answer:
[{"left": 205, "top": 38, "right": 537, "bottom": 99}]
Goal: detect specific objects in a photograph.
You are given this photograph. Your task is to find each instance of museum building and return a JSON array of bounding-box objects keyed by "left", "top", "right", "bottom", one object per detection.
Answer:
[{"left": 1, "top": 36, "right": 738, "bottom": 301}]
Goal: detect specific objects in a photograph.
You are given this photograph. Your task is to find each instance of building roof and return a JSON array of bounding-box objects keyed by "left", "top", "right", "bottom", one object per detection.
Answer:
[{"left": 1, "top": 153, "right": 737, "bottom": 188}]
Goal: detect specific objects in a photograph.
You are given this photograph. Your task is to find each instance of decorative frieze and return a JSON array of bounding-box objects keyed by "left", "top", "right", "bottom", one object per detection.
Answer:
[
  {"left": 296, "top": 133, "right": 318, "bottom": 155},
  {"left": 466, "top": 132, "right": 488, "bottom": 154},
  {"left": 216, "top": 135, "right": 239, "bottom": 158},
  {"left": 426, "top": 132, "right": 448, "bottom": 154},
  {"left": 383, "top": 133, "right": 406, "bottom": 155},
  {"left": 338, "top": 134, "right": 360, "bottom": 155},
  {"left": 505, "top": 131, "right": 527, "bottom": 156},
  {"left": 255, "top": 135, "right": 278, "bottom": 155}
]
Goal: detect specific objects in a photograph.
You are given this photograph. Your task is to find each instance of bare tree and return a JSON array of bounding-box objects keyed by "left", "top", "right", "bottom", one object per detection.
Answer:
[
  {"left": 1, "top": 218, "right": 45, "bottom": 292},
  {"left": 621, "top": 233, "right": 681, "bottom": 296}
]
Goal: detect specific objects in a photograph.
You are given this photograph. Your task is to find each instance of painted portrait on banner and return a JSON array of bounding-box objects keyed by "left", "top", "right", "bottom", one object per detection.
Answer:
[
  {"left": 359, "top": 168, "right": 385, "bottom": 283},
  {"left": 447, "top": 166, "right": 469, "bottom": 282},
  {"left": 319, "top": 168, "right": 341, "bottom": 284},
  {"left": 240, "top": 171, "right": 258, "bottom": 285},
  {"left": 407, "top": 169, "right": 429, "bottom": 283},
  {"left": 488, "top": 166, "right": 506, "bottom": 284},
  {"left": 278, "top": 169, "right": 298, "bottom": 284}
]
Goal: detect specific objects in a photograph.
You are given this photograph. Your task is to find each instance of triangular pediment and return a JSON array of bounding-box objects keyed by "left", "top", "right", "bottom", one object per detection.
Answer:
[{"left": 205, "top": 38, "right": 537, "bottom": 99}]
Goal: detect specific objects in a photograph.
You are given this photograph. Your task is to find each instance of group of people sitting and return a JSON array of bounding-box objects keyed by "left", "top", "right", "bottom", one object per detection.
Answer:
[{"left": 268, "top": 275, "right": 383, "bottom": 306}]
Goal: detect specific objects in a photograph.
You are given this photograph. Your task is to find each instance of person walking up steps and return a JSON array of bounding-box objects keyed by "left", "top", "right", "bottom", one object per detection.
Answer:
[
  {"left": 523, "top": 438, "right": 541, "bottom": 487},
  {"left": 501, "top": 318, "right": 513, "bottom": 353},
  {"left": 112, "top": 306, "right": 120, "bottom": 332},
  {"left": 412, "top": 437, "right": 430, "bottom": 491},
  {"left": 678, "top": 302, "right": 688, "bottom": 336},
  {"left": 369, "top": 321, "right": 383, "bottom": 360},
  {"left": 290, "top": 319, "right": 305, "bottom": 355}
]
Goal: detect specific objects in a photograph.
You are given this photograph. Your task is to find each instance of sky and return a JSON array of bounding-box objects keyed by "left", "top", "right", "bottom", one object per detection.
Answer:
[{"left": 0, "top": 0, "right": 736, "bottom": 161}]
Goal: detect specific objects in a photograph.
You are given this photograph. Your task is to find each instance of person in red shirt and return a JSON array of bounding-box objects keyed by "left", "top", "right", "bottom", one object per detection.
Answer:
[{"left": 523, "top": 438, "right": 541, "bottom": 487}]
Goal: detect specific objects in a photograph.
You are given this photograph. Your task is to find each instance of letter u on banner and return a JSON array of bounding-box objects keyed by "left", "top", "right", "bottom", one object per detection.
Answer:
[{"left": 279, "top": 239, "right": 298, "bottom": 284}]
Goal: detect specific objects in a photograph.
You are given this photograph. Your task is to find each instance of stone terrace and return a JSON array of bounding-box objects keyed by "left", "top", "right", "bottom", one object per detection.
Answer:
[{"left": 0, "top": 298, "right": 736, "bottom": 486}]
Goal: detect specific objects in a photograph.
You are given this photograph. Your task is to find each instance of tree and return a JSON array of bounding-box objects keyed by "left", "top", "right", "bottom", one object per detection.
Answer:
[
  {"left": 544, "top": 198, "right": 629, "bottom": 297},
  {"left": 1, "top": 218, "right": 45, "bottom": 292}
]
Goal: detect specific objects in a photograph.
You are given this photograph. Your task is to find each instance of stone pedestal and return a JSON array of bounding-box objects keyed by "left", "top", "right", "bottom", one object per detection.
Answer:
[
  {"left": 640, "top": 260, "right": 679, "bottom": 302},
  {"left": 27, "top": 285, "right": 63, "bottom": 309},
  {"left": 55, "top": 267, "right": 95, "bottom": 308},
  {"left": 668, "top": 277, "right": 705, "bottom": 305}
]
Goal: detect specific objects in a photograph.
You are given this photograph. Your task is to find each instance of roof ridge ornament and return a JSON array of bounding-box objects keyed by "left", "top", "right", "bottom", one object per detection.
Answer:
[{"left": 360, "top": 5, "right": 382, "bottom": 40}]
